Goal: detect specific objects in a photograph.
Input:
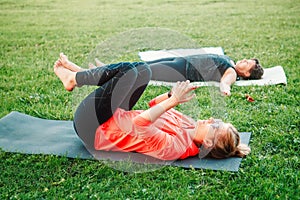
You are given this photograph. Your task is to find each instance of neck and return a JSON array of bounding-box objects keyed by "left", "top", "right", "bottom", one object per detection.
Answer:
[
  {"left": 192, "top": 123, "right": 208, "bottom": 146},
  {"left": 233, "top": 67, "right": 243, "bottom": 77}
]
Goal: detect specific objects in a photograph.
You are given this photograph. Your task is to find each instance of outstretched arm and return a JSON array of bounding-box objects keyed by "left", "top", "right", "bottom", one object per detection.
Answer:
[
  {"left": 220, "top": 68, "right": 237, "bottom": 96},
  {"left": 133, "top": 81, "right": 197, "bottom": 123}
]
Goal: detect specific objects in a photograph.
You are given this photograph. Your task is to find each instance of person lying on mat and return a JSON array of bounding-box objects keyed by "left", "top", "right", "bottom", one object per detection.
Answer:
[
  {"left": 88, "top": 54, "right": 264, "bottom": 96},
  {"left": 54, "top": 53, "right": 251, "bottom": 160},
  {"left": 146, "top": 54, "right": 264, "bottom": 96}
]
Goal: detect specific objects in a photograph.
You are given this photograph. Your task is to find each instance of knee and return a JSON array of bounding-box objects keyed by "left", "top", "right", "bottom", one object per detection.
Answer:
[
  {"left": 142, "top": 63, "right": 152, "bottom": 79},
  {"left": 136, "top": 62, "right": 152, "bottom": 79}
]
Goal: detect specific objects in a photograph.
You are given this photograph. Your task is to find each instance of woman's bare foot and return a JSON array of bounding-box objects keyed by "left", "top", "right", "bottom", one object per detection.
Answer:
[
  {"left": 54, "top": 60, "right": 77, "bottom": 91},
  {"left": 59, "top": 53, "right": 84, "bottom": 72}
]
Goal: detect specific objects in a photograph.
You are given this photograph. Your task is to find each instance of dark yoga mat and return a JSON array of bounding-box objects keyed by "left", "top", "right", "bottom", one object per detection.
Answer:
[{"left": 0, "top": 111, "right": 251, "bottom": 171}]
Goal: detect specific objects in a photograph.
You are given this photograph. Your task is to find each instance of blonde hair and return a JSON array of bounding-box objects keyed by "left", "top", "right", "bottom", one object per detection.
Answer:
[{"left": 208, "top": 124, "right": 251, "bottom": 159}]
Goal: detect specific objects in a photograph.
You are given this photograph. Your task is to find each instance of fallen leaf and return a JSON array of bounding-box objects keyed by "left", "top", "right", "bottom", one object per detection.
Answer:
[{"left": 245, "top": 94, "right": 255, "bottom": 102}]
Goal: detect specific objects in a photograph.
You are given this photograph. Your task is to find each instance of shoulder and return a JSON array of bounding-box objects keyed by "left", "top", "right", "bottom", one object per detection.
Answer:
[
  {"left": 224, "top": 67, "right": 236, "bottom": 73},
  {"left": 223, "top": 67, "right": 237, "bottom": 77}
]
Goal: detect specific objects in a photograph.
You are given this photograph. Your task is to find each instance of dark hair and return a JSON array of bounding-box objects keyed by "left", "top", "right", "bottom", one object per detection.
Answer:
[{"left": 248, "top": 58, "right": 264, "bottom": 79}]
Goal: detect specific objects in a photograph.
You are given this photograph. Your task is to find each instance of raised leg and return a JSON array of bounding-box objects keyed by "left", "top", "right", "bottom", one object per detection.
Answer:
[{"left": 73, "top": 62, "right": 151, "bottom": 148}]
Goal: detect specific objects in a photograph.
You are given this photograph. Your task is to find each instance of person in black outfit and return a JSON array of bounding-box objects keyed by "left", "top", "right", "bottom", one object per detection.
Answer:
[{"left": 146, "top": 54, "right": 264, "bottom": 96}]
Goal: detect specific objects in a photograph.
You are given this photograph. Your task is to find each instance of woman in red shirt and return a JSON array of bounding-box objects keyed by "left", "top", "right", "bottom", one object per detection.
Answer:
[{"left": 54, "top": 53, "right": 250, "bottom": 160}]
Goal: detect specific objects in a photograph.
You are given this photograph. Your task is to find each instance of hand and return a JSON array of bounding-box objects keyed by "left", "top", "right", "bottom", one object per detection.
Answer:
[
  {"left": 221, "top": 89, "right": 231, "bottom": 96},
  {"left": 220, "top": 83, "right": 231, "bottom": 96},
  {"left": 171, "top": 80, "right": 198, "bottom": 104}
]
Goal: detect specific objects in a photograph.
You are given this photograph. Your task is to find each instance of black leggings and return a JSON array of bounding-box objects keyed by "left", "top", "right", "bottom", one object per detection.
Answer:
[
  {"left": 147, "top": 57, "right": 187, "bottom": 81},
  {"left": 73, "top": 62, "right": 152, "bottom": 148}
]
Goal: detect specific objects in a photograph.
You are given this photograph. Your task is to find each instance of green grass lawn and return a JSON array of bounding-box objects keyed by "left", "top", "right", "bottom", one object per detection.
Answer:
[{"left": 0, "top": 0, "right": 299, "bottom": 199}]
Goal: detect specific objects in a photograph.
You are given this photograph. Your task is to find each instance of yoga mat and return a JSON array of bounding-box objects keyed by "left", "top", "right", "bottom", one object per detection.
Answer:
[
  {"left": 147, "top": 66, "right": 287, "bottom": 87},
  {"left": 0, "top": 111, "right": 251, "bottom": 171},
  {"left": 138, "top": 47, "right": 225, "bottom": 61}
]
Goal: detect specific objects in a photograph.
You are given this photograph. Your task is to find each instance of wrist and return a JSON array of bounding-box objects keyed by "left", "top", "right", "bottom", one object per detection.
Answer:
[
  {"left": 168, "top": 95, "right": 180, "bottom": 106},
  {"left": 160, "top": 95, "right": 178, "bottom": 111}
]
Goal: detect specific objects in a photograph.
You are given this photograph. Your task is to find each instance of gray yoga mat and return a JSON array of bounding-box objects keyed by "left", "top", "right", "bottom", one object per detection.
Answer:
[{"left": 0, "top": 111, "right": 251, "bottom": 171}]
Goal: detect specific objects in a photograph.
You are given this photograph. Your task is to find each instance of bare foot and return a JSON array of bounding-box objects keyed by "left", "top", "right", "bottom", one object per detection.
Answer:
[
  {"left": 59, "top": 53, "right": 84, "bottom": 72},
  {"left": 95, "top": 58, "right": 106, "bottom": 67},
  {"left": 54, "top": 60, "right": 77, "bottom": 91},
  {"left": 88, "top": 63, "right": 97, "bottom": 69},
  {"left": 88, "top": 58, "right": 106, "bottom": 69}
]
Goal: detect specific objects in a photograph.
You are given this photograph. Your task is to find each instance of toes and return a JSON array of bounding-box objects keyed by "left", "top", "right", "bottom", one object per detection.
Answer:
[
  {"left": 95, "top": 58, "right": 101, "bottom": 66},
  {"left": 59, "top": 52, "right": 67, "bottom": 61},
  {"left": 88, "top": 63, "right": 96, "bottom": 69},
  {"left": 54, "top": 60, "right": 60, "bottom": 68}
]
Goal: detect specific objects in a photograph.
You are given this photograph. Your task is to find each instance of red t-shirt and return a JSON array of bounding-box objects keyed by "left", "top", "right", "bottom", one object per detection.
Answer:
[{"left": 94, "top": 98, "right": 199, "bottom": 160}]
